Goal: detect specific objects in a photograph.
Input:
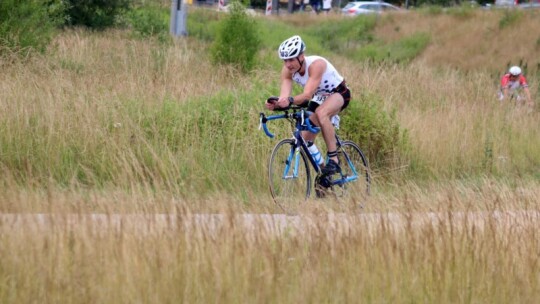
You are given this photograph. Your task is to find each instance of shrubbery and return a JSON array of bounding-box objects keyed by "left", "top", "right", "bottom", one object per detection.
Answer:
[
  {"left": 0, "top": 0, "right": 64, "bottom": 56},
  {"left": 210, "top": 1, "right": 261, "bottom": 72},
  {"left": 1, "top": 0, "right": 134, "bottom": 57},
  {"left": 340, "top": 92, "right": 408, "bottom": 170},
  {"left": 64, "top": 0, "right": 131, "bottom": 29},
  {"left": 126, "top": 4, "right": 169, "bottom": 40}
]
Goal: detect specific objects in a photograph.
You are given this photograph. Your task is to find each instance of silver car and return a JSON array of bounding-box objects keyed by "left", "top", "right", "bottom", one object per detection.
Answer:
[{"left": 341, "top": 1, "right": 402, "bottom": 16}]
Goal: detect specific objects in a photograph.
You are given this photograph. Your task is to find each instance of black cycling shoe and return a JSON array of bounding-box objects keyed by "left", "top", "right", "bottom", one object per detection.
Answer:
[{"left": 321, "top": 159, "right": 341, "bottom": 176}]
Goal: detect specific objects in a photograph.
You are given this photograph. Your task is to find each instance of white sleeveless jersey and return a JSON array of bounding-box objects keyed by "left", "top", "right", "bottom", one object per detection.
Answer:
[{"left": 292, "top": 55, "right": 344, "bottom": 104}]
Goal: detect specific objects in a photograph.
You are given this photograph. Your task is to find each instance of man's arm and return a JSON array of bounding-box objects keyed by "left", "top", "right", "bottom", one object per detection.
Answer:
[
  {"left": 279, "top": 65, "right": 293, "bottom": 99},
  {"left": 265, "top": 66, "right": 294, "bottom": 110},
  {"left": 520, "top": 77, "right": 532, "bottom": 105},
  {"left": 523, "top": 87, "right": 532, "bottom": 105},
  {"left": 271, "top": 66, "right": 295, "bottom": 109},
  {"left": 502, "top": 87, "right": 510, "bottom": 100},
  {"left": 298, "top": 59, "right": 325, "bottom": 103},
  {"left": 500, "top": 75, "right": 509, "bottom": 100}
]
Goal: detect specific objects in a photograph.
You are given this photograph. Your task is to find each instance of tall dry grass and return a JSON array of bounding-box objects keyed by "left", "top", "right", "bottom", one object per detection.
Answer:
[
  {"left": 374, "top": 9, "right": 540, "bottom": 72},
  {"left": 1, "top": 9, "right": 540, "bottom": 302},
  {"left": 0, "top": 10, "right": 538, "bottom": 203},
  {"left": 1, "top": 203, "right": 539, "bottom": 303}
]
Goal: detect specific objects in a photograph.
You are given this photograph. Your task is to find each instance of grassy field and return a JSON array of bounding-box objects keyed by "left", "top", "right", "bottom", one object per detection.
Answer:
[{"left": 0, "top": 5, "right": 539, "bottom": 303}]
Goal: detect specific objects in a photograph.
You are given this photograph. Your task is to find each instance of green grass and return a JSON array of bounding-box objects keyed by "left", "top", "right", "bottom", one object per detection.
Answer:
[{"left": 1, "top": 9, "right": 539, "bottom": 302}]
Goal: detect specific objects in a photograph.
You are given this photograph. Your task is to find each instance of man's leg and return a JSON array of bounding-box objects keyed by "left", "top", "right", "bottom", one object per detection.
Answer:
[{"left": 314, "top": 94, "right": 344, "bottom": 174}]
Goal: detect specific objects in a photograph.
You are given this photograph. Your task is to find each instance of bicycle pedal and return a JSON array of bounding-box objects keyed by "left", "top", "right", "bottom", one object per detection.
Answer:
[
  {"left": 315, "top": 186, "right": 327, "bottom": 198},
  {"left": 315, "top": 175, "right": 331, "bottom": 198},
  {"left": 317, "top": 176, "right": 332, "bottom": 188}
]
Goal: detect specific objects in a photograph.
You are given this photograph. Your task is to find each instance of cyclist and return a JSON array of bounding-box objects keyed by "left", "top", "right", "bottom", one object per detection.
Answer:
[
  {"left": 498, "top": 66, "right": 532, "bottom": 107},
  {"left": 265, "top": 35, "right": 351, "bottom": 176}
]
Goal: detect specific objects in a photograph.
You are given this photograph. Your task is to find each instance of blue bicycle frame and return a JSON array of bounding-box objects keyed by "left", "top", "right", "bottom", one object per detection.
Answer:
[{"left": 260, "top": 107, "right": 360, "bottom": 187}]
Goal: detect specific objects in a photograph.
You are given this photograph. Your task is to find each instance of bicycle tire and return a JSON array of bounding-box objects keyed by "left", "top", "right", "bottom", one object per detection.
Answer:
[
  {"left": 336, "top": 141, "right": 371, "bottom": 200},
  {"left": 268, "top": 139, "right": 311, "bottom": 210}
]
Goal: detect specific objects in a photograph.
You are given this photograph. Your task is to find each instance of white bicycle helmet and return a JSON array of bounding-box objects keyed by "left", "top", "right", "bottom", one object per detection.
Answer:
[
  {"left": 509, "top": 66, "right": 521, "bottom": 76},
  {"left": 278, "top": 35, "right": 306, "bottom": 60}
]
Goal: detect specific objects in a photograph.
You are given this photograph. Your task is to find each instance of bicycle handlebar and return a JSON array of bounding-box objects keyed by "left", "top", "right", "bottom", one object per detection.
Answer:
[
  {"left": 259, "top": 113, "right": 275, "bottom": 138},
  {"left": 259, "top": 106, "right": 320, "bottom": 139}
]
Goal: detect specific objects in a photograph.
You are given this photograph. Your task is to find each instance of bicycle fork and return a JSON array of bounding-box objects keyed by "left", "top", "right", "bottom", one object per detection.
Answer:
[{"left": 282, "top": 146, "right": 301, "bottom": 180}]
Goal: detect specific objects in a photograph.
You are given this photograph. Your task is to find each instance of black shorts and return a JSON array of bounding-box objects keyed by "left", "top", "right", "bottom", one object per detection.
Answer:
[{"left": 307, "top": 80, "right": 351, "bottom": 112}]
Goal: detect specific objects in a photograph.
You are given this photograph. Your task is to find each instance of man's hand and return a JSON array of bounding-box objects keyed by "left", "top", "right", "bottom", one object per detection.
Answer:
[
  {"left": 265, "top": 96, "right": 278, "bottom": 110},
  {"left": 265, "top": 100, "right": 276, "bottom": 110},
  {"left": 276, "top": 96, "right": 293, "bottom": 109},
  {"left": 265, "top": 96, "right": 292, "bottom": 110}
]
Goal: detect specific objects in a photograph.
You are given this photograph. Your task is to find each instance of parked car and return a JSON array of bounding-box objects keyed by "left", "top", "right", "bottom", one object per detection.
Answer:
[
  {"left": 493, "top": 0, "right": 517, "bottom": 6},
  {"left": 341, "top": 1, "right": 401, "bottom": 16},
  {"left": 486, "top": 0, "right": 540, "bottom": 9},
  {"left": 520, "top": 3, "right": 540, "bottom": 9}
]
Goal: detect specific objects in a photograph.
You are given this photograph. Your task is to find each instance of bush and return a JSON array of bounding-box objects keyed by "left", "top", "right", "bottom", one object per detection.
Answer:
[
  {"left": 65, "top": 0, "right": 131, "bottom": 30},
  {"left": 340, "top": 92, "right": 408, "bottom": 170},
  {"left": 210, "top": 1, "right": 261, "bottom": 72},
  {"left": 0, "top": 0, "right": 65, "bottom": 56},
  {"left": 127, "top": 4, "right": 169, "bottom": 40}
]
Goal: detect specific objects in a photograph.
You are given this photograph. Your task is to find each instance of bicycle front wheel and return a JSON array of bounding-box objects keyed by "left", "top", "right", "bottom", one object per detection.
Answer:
[
  {"left": 268, "top": 139, "right": 311, "bottom": 210},
  {"left": 337, "top": 141, "right": 371, "bottom": 201}
]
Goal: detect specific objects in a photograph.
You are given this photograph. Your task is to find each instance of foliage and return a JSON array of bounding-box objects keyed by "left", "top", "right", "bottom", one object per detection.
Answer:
[
  {"left": 210, "top": 1, "right": 261, "bottom": 72},
  {"left": 130, "top": 90, "right": 271, "bottom": 194},
  {"left": 340, "top": 92, "right": 408, "bottom": 169},
  {"left": 189, "top": 6, "right": 428, "bottom": 66},
  {"left": 126, "top": 3, "right": 169, "bottom": 40},
  {"left": 417, "top": 4, "right": 444, "bottom": 15},
  {"left": 308, "top": 16, "right": 377, "bottom": 53},
  {"left": 304, "top": 16, "right": 429, "bottom": 64},
  {"left": 350, "top": 32, "right": 430, "bottom": 64},
  {"left": 3, "top": 8, "right": 540, "bottom": 194},
  {"left": 187, "top": 7, "right": 221, "bottom": 42},
  {"left": 64, "top": 0, "right": 131, "bottom": 29},
  {"left": 445, "top": 3, "right": 477, "bottom": 18},
  {"left": 0, "top": 0, "right": 65, "bottom": 56}
]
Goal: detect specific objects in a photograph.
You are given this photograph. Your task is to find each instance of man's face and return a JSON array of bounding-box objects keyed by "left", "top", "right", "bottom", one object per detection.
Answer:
[{"left": 283, "top": 54, "right": 303, "bottom": 72}]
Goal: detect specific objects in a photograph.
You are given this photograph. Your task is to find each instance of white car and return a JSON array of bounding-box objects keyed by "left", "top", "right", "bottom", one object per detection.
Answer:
[{"left": 341, "top": 1, "right": 401, "bottom": 16}]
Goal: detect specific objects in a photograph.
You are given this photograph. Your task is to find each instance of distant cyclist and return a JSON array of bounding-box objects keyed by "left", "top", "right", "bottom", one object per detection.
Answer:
[
  {"left": 264, "top": 35, "right": 351, "bottom": 176},
  {"left": 498, "top": 66, "right": 532, "bottom": 107}
]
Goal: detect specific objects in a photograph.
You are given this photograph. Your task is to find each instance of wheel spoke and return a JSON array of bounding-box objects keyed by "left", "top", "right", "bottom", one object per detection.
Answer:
[
  {"left": 268, "top": 139, "right": 311, "bottom": 210},
  {"left": 335, "top": 141, "right": 371, "bottom": 202}
]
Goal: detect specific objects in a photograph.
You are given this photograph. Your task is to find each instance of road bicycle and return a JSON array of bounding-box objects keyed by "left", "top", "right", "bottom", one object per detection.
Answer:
[{"left": 259, "top": 100, "right": 371, "bottom": 210}]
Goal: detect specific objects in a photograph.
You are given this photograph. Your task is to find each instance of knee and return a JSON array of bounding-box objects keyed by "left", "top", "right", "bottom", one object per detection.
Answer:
[{"left": 314, "top": 109, "right": 330, "bottom": 122}]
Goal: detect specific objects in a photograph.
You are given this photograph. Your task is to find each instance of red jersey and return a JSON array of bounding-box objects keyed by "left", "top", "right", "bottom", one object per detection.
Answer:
[{"left": 500, "top": 73, "right": 528, "bottom": 90}]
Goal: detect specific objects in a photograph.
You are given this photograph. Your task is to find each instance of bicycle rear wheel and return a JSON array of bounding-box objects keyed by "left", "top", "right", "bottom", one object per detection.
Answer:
[
  {"left": 268, "top": 139, "right": 311, "bottom": 210},
  {"left": 336, "top": 141, "right": 371, "bottom": 201}
]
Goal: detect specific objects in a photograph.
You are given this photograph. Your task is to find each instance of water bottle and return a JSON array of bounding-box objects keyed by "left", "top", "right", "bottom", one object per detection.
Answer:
[
  {"left": 331, "top": 115, "right": 340, "bottom": 129},
  {"left": 307, "top": 141, "right": 324, "bottom": 166}
]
